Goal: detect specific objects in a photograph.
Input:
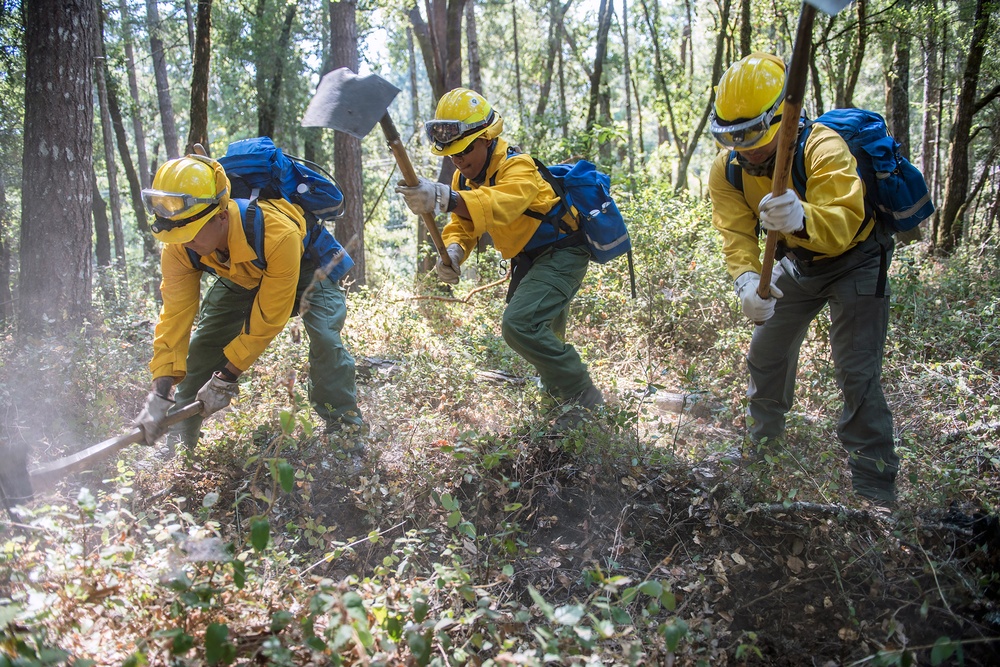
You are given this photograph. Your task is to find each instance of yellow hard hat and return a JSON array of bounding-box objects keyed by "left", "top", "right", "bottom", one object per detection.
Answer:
[
  {"left": 425, "top": 88, "right": 504, "bottom": 156},
  {"left": 142, "top": 155, "right": 230, "bottom": 244},
  {"left": 710, "top": 53, "right": 787, "bottom": 151}
]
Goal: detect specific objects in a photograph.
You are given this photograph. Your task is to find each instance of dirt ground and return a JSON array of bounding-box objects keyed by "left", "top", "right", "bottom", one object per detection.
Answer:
[{"left": 122, "top": 426, "right": 1000, "bottom": 666}]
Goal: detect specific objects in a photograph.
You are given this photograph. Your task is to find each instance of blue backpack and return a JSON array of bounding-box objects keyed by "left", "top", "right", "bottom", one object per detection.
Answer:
[
  {"left": 532, "top": 159, "right": 633, "bottom": 264},
  {"left": 725, "top": 108, "right": 934, "bottom": 233},
  {"left": 194, "top": 137, "right": 353, "bottom": 283}
]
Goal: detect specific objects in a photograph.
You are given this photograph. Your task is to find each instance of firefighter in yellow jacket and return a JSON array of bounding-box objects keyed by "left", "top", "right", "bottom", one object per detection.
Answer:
[
  {"left": 395, "top": 89, "right": 603, "bottom": 430},
  {"left": 135, "top": 154, "right": 363, "bottom": 454},
  {"left": 708, "top": 53, "right": 898, "bottom": 506}
]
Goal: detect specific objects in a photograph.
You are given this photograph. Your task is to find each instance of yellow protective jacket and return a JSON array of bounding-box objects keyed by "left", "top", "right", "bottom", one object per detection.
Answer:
[
  {"left": 443, "top": 138, "right": 578, "bottom": 260},
  {"left": 149, "top": 198, "right": 307, "bottom": 381},
  {"left": 709, "top": 124, "right": 875, "bottom": 280}
]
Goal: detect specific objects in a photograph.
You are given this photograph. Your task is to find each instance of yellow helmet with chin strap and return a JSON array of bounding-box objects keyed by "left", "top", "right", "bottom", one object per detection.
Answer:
[
  {"left": 710, "top": 53, "right": 787, "bottom": 151},
  {"left": 142, "top": 155, "right": 230, "bottom": 244},
  {"left": 426, "top": 88, "right": 504, "bottom": 156}
]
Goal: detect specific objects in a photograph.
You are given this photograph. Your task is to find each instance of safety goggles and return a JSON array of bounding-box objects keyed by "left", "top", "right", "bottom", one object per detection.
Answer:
[
  {"left": 425, "top": 110, "right": 495, "bottom": 148},
  {"left": 710, "top": 88, "right": 785, "bottom": 150},
  {"left": 141, "top": 189, "right": 225, "bottom": 220}
]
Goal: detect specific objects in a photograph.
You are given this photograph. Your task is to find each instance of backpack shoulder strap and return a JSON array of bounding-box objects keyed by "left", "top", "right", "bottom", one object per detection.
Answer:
[
  {"left": 724, "top": 150, "right": 743, "bottom": 193},
  {"left": 237, "top": 194, "right": 267, "bottom": 270},
  {"left": 791, "top": 119, "right": 814, "bottom": 199}
]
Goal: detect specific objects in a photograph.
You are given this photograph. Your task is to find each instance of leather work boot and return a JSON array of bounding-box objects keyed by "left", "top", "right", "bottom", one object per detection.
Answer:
[{"left": 550, "top": 384, "right": 605, "bottom": 434}]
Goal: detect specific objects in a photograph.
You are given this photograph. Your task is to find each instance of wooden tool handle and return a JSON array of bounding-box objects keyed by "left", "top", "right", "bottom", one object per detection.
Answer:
[
  {"left": 28, "top": 401, "right": 204, "bottom": 489},
  {"left": 757, "top": 3, "right": 817, "bottom": 303},
  {"left": 378, "top": 114, "right": 452, "bottom": 267}
]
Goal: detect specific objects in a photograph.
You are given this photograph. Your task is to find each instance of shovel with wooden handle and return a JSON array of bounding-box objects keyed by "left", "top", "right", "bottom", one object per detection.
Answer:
[
  {"left": 756, "top": 0, "right": 855, "bottom": 309},
  {"left": 300, "top": 68, "right": 452, "bottom": 267},
  {"left": 0, "top": 401, "right": 204, "bottom": 504}
]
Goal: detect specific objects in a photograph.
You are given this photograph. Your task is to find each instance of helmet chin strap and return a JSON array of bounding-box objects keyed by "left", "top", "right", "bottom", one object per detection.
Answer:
[{"left": 736, "top": 150, "right": 777, "bottom": 178}]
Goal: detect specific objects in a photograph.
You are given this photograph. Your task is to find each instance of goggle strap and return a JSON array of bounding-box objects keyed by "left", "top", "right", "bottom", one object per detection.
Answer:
[{"left": 151, "top": 201, "right": 221, "bottom": 233}]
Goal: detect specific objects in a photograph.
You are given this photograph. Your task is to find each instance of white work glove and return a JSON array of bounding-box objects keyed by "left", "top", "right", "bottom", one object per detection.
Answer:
[
  {"left": 395, "top": 177, "right": 451, "bottom": 216},
  {"left": 136, "top": 392, "right": 174, "bottom": 446},
  {"left": 435, "top": 243, "right": 465, "bottom": 285},
  {"left": 196, "top": 372, "right": 240, "bottom": 417},
  {"left": 759, "top": 189, "right": 805, "bottom": 234},
  {"left": 734, "top": 268, "right": 785, "bottom": 323}
]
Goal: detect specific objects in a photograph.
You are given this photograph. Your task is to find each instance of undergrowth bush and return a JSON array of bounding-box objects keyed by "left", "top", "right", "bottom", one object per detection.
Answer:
[{"left": 2, "top": 184, "right": 998, "bottom": 664}]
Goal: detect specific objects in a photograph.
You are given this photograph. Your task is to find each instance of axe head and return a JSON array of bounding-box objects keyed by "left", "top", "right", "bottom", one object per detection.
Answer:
[
  {"left": 301, "top": 68, "right": 401, "bottom": 139},
  {"left": 805, "top": 0, "right": 853, "bottom": 14}
]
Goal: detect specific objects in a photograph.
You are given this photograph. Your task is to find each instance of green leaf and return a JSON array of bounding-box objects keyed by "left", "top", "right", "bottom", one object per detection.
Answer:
[
  {"left": 405, "top": 629, "right": 431, "bottom": 666},
  {"left": 280, "top": 410, "right": 295, "bottom": 434},
  {"left": 277, "top": 461, "right": 295, "bottom": 493},
  {"left": 202, "top": 492, "right": 219, "bottom": 508},
  {"left": 440, "top": 492, "right": 459, "bottom": 511},
  {"left": 204, "top": 623, "right": 230, "bottom": 664},
  {"left": 251, "top": 518, "right": 270, "bottom": 552},
  {"left": 528, "top": 586, "right": 555, "bottom": 618},
  {"left": 271, "top": 610, "right": 293, "bottom": 633},
  {"left": 231, "top": 559, "right": 246, "bottom": 589},
  {"left": 661, "top": 619, "right": 689, "bottom": 652},
  {"left": 930, "top": 637, "right": 955, "bottom": 665},
  {"left": 447, "top": 510, "right": 462, "bottom": 528},
  {"left": 638, "top": 580, "right": 663, "bottom": 598},
  {"left": 553, "top": 604, "right": 585, "bottom": 625}
]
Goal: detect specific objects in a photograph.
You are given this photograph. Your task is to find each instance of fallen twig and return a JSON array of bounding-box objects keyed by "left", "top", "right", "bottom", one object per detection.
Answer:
[
  {"left": 747, "top": 501, "right": 896, "bottom": 525},
  {"left": 403, "top": 271, "right": 511, "bottom": 304}
]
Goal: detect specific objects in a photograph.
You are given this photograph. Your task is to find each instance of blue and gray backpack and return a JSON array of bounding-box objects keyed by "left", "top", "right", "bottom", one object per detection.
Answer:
[{"left": 185, "top": 137, "right": 353, "bottom": 283}]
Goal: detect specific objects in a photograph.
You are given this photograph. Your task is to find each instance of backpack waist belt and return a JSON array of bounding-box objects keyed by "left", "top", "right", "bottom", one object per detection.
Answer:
[{"left": 506, "top": 230, "right": 587, "bottom": 303}]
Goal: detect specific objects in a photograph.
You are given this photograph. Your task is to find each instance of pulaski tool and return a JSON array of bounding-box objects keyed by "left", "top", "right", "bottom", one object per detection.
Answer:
[
  {"left": 300, "top": 67, "right": 452, "bottom": 267},
  {"left": 0, "top": 401, "right": 204, "bottom": 504}
]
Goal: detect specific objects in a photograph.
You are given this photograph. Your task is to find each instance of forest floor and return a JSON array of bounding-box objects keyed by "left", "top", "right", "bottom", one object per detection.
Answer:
[{"left": 3, "top": 240, "right": 1000, "bottom": 665}]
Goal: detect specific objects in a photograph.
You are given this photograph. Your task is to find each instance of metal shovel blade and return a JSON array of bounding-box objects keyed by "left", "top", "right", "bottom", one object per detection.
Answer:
[
  {"left": 301, "top": 68, "right": 401, "bottom": 139},
  {"left": 805, "top": 0, "right": 853, "bottom": 14}
]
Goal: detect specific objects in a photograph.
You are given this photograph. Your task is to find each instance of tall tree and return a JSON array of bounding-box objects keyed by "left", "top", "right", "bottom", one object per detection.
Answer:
[
  {"left": 20, "top": 0, "right": 95, "bottom": 333},
  {"left": 146, "top": 0, "right": 179, "bottom": 159},
  {"left": 584, "top": 0, "right": 613, "bottom": 156},
  {"left": 186, "top": 0, "right": 212, "bottom": 155},
  {"left": 465, "top": 1, "right": 482, "bottom": 95},
  {"left": 94, "top": 1, "right": 127, "bottom": 296},
  {"left": 255, "top": 0, "right": 298, "bottom": 139},
  {"left": 329, "top": 0, "right": 365, "bottom": 287},
  {"left": 118, "top": 0, "right": 151, "bottom": 189},
  {"left": 936, "top": 0, "right": 994, "bottom": 253},
  {"left": 0, "top": 174, "right": 11, "bottom": 328},
  {"left": 885, "top": 2, "right": 921, "bottom": 245}
]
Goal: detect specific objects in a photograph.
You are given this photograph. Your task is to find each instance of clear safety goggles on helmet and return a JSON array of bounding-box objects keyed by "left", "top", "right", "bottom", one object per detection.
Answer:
[
  {"left": 710, "top": 87, "right": 786, "bottom": 150},
  {"left": 141, "top": 189, "right": 225, "bottom": 220},
  {"left": 142, "top": 154, "right": 228, "bottom": 233},
  {"left": 425, "top": 110, "right": 495, "bottom": 148}
]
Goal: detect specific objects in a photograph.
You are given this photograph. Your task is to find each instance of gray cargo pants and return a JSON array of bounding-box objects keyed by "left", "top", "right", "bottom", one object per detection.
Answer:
[{"left": 747, "top": 230, "right": 898, "bottom": 502}]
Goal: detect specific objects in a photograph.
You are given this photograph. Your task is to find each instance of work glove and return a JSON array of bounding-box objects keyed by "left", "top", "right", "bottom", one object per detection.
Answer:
[
  {"left": 136, "top": 392, "right": 174, "bottom": 446},
  {"left": 435, "top": 243, "right": 465, "bottom": 285},
  {"left": 196, "top": 372, "right": 240, "bottom": 418},
  {"left": 395, "top": 177, "right": 451, "bottom": 216},
  {"left": 759, "top": 189, "right": 805, "bottom": 235},
  {"left": 734, "top": 267, "right": 785, "bottom": 323}
]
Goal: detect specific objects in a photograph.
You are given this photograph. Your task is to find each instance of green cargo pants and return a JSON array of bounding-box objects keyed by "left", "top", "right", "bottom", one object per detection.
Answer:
[
  {"left": 501, "top": 245, "right": 594, "bottom": 399},
  {"left": 169, "top": 270, "right": 361, "bottom": 447},
  {"left": 747, "top": 231, "right": 898, "bottom": 502}
]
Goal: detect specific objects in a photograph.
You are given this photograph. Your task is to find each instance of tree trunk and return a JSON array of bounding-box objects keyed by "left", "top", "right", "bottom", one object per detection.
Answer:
[
  {"left": 118, "top": 0, "right": 152, "bottom": 189},
  {"left": 106, "top": 66, "right": 156, "bottom": 260},
  {"left": 92, "top": 167, "right": 116, "bottom": 305},
  {"left": 20, "top": 0, "right": 95, "bottom": 334},
  {"left": 257, "top": 0, "right": 298, "bottom": 140},
  {"left": 146, "top": 0, "right": 180, "bottom": 160},
  {"left": 621, "top": 0, "right": 635, "bottom": 177},
  {"left": 408, "top": 27, "right": 420, "bottom": 134},
  {"left": 886, "top": 5, "right": 921, "bottom": 245},
  {"left": 673, "top": 0, "right": 731, "bottom": 192},
  {"left": 0, "top": 174, "right": 12, "bottom": 328},
  {"left": 512, "top": 1, "right": 523, "bottom": 121},
  {"left": 184, "top": 0, "right": 196, "bottom": 55},
  {"left": 95, "top": 1, "right": 127, "bottom": 287},
  {"left": 839, "top": 0, "right": 867, "bottom": 108},
  {"left": 465, "top": 1, "right": 482, "bottom": 95},
  {"left": 329, "top": 0, "right": 365, "bottom": 288},
  {"left": 738, "top": 0, "right": 751, "bottom": 58},
  {"left": 936, "top": 0, "right": 992, "bottom": 254},
  {"left": 584, "top": 0, "right": 612, "bottom": 155},
  {"left": 186, "top": 0, "right": 212, "bottom": 155}
]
